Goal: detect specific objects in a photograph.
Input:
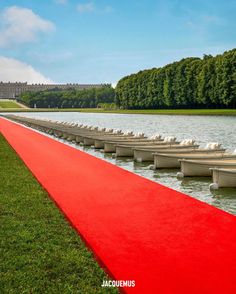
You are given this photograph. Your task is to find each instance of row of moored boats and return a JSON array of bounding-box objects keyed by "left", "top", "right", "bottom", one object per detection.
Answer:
[{"left": 6, "top": 115, "right": 236, "bottom": 190}]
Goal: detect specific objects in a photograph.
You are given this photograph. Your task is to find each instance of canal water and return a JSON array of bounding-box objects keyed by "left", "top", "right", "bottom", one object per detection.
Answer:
[{"left": 4, "top": 112, "right": 236, "bottom": 215}]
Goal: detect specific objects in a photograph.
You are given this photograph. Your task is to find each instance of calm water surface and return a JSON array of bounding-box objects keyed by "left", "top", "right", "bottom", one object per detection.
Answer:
[{"left": 5, "top": 112, "right": 236, "bottom": 215}]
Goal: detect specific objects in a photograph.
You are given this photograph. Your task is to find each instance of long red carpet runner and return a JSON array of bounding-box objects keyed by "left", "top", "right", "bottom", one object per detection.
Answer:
[{"left": 0, "top": 117, "right": 235, "bottom": 293}]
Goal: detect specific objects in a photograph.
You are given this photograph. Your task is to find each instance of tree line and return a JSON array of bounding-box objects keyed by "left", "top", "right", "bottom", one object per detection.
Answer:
[
  {"left": 115, "top": 48, "right": 236, "bottom": 109},
  {"left": 19, "top": 49, "right": 235, "bottom": 109},
  {"left": 19, "top": 85, "right": 115, "bottom": 108}
]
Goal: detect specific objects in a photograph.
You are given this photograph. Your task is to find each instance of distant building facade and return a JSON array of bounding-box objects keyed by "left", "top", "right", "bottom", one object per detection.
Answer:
[{"left": 0, "top": 82, "right": 105, "bottom": 99}]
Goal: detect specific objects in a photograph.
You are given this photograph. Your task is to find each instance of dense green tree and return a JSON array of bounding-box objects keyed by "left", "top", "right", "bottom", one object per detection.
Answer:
[
  {"left": 115, "top": 49, "right": 236, "bottom": 109},
  {"left": 19, "top": 50, "right": 235, "bottom": 109},
  {"left": 19, "top": 85, "right": 115, "bottom": 109}
]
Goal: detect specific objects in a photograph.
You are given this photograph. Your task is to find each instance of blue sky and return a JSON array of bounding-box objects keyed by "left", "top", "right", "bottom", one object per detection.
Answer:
[{"left": 0, "top": 0, "right": 235, "bottom": 84}]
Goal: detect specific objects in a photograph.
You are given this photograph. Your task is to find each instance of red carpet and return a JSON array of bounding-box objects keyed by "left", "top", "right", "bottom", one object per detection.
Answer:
[{"left": 1, "top": 117, "right": 236, "bottom": 294}]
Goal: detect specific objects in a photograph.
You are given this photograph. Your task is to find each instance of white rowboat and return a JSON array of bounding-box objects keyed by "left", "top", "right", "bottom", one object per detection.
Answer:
[
  {"left": 209, "top": 168, "right": 236, "bottom": 189},
  {"left": 178, "top": 159, "right": 236, "bottom": 177},
  {"left": 153, "top": 151, "right": 233, "bottom": 169}
]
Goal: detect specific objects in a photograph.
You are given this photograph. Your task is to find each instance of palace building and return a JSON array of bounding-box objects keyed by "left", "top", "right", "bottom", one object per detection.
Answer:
[{"left": 0, "top": 82, "right": 105, "bottom": 99}]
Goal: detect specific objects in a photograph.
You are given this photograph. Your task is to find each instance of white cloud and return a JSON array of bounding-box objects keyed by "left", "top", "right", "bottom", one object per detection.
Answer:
[
  {"left": 77, "top": 2, "right": 113, "bottom": 14},
  {"left": 0, "top": 6, "right": 55, "bottom": 48},
  {"left": 0, "top": 56, "right": 54, "bottom": 84},
  {"left": 77, "top": 2, "right": 95, "bottom": 13}
]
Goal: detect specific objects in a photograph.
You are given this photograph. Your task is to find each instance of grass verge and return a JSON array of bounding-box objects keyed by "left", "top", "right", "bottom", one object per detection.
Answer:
[
  {"left": 0, "top": 134, "right": 118, "bottom": 293},
  {"left": 78, "top": 108, "right": 236, "bottom": 115},
  {"left": 0, "top": 101, "right": 22, "bottom": 109},
  {"left": 0, "top": 108, "right": 236, "bottom": 115}
]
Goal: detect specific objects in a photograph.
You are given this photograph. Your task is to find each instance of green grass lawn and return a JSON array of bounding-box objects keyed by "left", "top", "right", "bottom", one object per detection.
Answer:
[
  {"left": 78, "top": 108, "right": 236, "bottom": 116},
  {"left": 0, "top": 101, "right": 22, "bottom": 109},
  {"left": 0, "top": 134, "right": 118, "bottom": 293},
  {"left": 1, "top": 107, "right": 236, "bottom": 115}
]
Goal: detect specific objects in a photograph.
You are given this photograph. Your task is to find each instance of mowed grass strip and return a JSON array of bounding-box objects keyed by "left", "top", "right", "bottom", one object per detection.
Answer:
[
  {"left": 1, "top": 108, "right": 236, "bottom": 115},
  {"left": 0, "top": 134, "right": 118, "bottom": 294},
  {"left": 78, "top": 108, "right": 236, "bottom": 115},
  {"left": 0, "top": 101, "right": 22, "bottom": 109}
]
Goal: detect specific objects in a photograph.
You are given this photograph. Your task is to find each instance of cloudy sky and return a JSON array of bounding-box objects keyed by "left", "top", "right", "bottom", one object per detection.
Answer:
[{"left": 0, "top": 0, "right": 235, "bottom": 84}]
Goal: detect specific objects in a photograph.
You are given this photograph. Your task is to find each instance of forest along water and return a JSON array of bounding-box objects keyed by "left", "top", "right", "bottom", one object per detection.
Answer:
[{"left": 7, "top": 112, "right": 236, "bottom": 215}]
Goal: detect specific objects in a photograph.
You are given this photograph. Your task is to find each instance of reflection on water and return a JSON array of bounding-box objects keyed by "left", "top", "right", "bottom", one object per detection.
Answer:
[{"left": 4, "top": 112, "right": 236, "bottom": 215}]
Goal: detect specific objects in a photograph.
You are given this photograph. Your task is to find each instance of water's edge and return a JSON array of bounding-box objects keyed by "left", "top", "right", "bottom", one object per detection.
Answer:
[{"left": 3, "top": 112, "right": 236, "bottom": 215}]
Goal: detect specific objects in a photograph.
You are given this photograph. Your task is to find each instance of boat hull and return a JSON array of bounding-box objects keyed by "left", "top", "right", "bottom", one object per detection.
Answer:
[
  {"left": 115, "top": 145, "right": 134, "bottom": 157},
  {"left": 180, "top": 160, "right": 236, "bottom": 177},
  {"left": 115, "top": 142, "right": 172, "bottom": 157},
  {"left": 133, "top": 148, "right": 156, "bottom": 162},
  {"left": 83, "top": 137, "right": 95, "bottom": 146},
  {"left": 94, "top": 140, "right": 105, "bottom": 149},
  {"left": 154, "top": 151, "right": 231, "bottom": 169},
  {"left": 211, "top": 168, "right": 236, "bottom": 188}
]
